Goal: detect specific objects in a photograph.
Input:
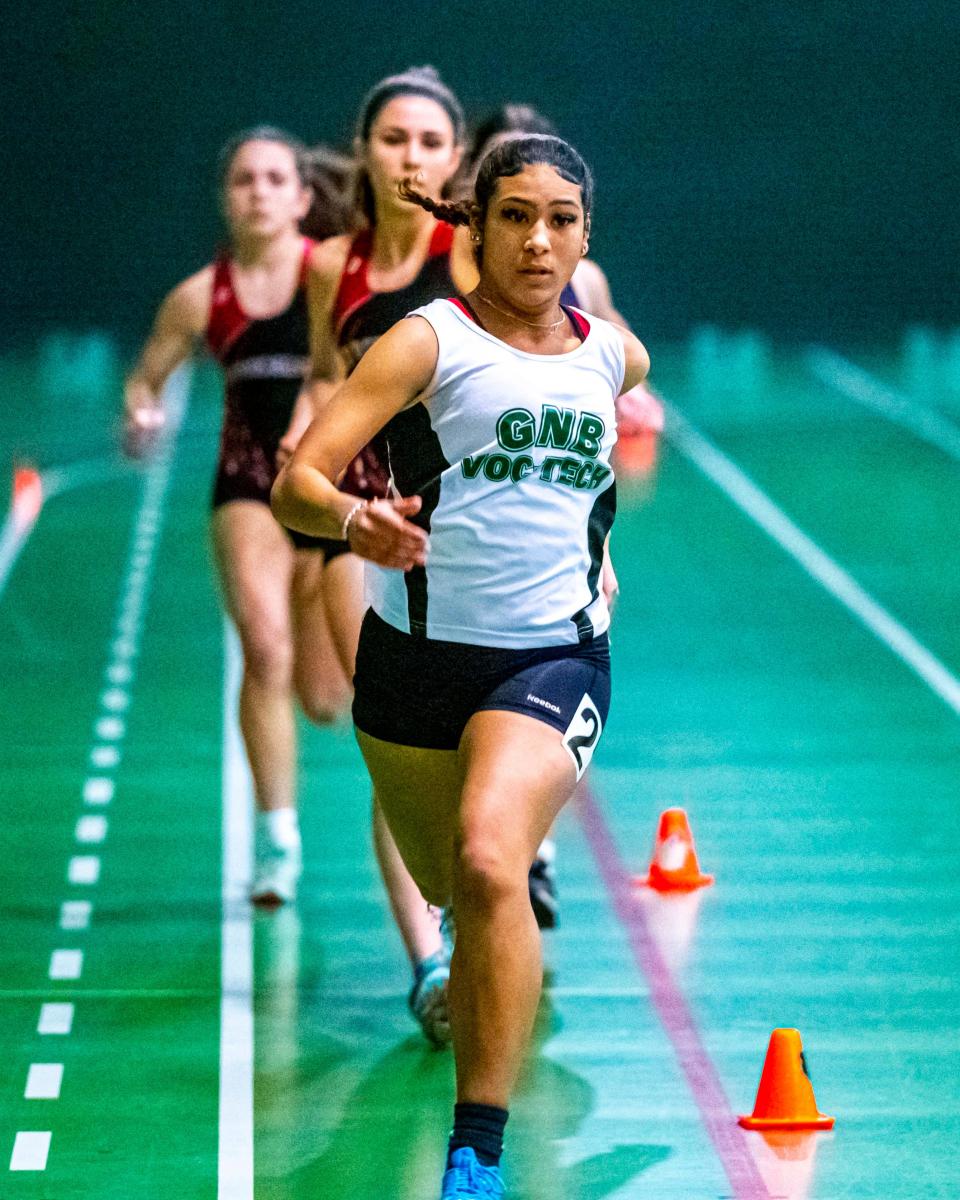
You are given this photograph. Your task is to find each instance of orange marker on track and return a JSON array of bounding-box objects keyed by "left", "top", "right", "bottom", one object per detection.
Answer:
[
  {"left": 12, "top": 464, "right": 42, "bottom": 526},
  {"left": 739, "top": 1028, "right": 835, "bottom": 1131},
  {"left": 635, "top": 807, "right": 714, "bottom": 892}
]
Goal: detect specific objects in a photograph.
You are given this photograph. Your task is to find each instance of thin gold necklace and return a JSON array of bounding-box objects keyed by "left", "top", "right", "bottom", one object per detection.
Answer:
[{"left": 473, "top": 291, "right": 567, "bottom": 333}]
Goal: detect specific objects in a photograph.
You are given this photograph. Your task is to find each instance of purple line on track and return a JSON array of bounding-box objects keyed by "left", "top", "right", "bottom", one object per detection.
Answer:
[{"left": 576, "top": 784, "right": 770, "bottom": 1200}]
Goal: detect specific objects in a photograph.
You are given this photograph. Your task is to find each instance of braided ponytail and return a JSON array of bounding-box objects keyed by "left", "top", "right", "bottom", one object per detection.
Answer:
[{"left": 396, "top": 178, "right": 472, "bottom": 226}]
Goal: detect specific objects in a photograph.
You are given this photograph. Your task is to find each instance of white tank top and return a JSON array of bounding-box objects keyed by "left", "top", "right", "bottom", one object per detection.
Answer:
[{"left": 366, "top": 297, "right": 625, "bottom": 648}]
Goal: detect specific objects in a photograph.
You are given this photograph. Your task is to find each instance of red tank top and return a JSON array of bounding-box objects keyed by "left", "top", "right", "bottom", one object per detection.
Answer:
[
  {"left": 206, "top": 237, "right": 315, "bottom": 360},
  {"left": 332, "top": 222, "right": 455, "bottom": 337},
  {"left": 329, "top": 222, "right": 457, "bottom": 500}
]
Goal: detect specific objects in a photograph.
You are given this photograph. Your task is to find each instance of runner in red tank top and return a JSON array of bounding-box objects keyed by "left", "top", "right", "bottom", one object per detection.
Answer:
[
  {"left": 122, "top": 128, "right": 362, "bottom": 906},
  {"left": 300, "top": 67, "right": 476, "bottom": 1046}
]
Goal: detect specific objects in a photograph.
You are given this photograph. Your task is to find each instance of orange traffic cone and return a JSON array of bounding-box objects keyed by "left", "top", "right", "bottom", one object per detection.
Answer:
[
  {"left": 635, "top": 807, "right": 714, "bottom": 891},
  {"left": 12, "top": 463, "right": 42, "bottom": 524},
  {"left": 739, "top": 1029, "right": 835, "bottom": 1131}
]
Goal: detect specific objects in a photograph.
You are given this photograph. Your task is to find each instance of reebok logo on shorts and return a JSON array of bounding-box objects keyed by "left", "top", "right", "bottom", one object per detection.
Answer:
[{"left": 526, "top": 693, "right": 562, "bottom": 715}]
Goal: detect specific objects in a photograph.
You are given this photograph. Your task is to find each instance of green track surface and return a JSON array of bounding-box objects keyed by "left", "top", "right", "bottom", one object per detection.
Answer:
[{"left": 1, "top": 345, "right": 958, "bottom": 1198}]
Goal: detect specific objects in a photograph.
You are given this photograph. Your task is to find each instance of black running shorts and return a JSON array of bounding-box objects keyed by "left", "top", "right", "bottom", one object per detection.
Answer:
[{"left": 353, "top": 609, "right": 610, "bottom": 770}]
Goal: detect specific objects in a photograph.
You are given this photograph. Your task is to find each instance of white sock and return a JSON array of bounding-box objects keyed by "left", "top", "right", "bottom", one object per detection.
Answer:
[{"left": 259, "top": 807, "right": 301, "bottom": 853}]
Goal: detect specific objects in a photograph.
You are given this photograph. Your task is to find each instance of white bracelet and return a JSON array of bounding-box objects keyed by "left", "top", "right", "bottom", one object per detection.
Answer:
[{"left": 340, "top": 500, "right": 368, "bottom": 542}]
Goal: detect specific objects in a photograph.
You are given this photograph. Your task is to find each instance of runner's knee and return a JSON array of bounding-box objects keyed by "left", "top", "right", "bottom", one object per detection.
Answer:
[
  {"left": 241, "top": 623, "right": 294, "bottom": 689},
  {"left": 453, "top": 816, "right": 525, "bottom": 914}
]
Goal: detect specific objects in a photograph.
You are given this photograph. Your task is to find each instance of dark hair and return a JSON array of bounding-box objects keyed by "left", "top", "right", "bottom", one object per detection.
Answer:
[
  {"left": 355, "top": 66, "right": 464, "bottom": 225},
  {"left": 356, "top": 65, "right": 465, "bottom": 143},
  {"left": 300, "top": 144, "right": 356, "bottom": 240},
  {"left": 468, "top": 104, "right": 558, "bottom": 170},
  {"left": 216, "top": 125, "right": 310, "bottom": 188},
  {"left": 217, "top": 128, "right": 355, "bottom": 241},
  {"left": 399, "top": 133, "right": 593, "bottom": 261}
]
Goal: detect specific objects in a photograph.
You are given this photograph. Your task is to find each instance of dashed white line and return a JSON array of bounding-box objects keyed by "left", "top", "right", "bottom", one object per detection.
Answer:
[
  {"left": 37, "top": 1004, "right": 74, "bottom": 1035},
  {"left": 10, "top": 1131, "right": 51, "bottom": 1171},
  {"left": 75, "top": 815, "right": 108, "bottom": 844},
  {"left": 59, "top": 901, "right": 92, "bottom": 931},
  {"left": 25, "top": 1065, "right": 63, "bottom": 1100},
  {"left": 83, "top": 778, "right": 114, "bottom": 805},
  {"left": 100, "top": 689, "right": 130, "bottom": 713},
  {"left": 111, "top": 637, "right": 137, "bottom": 660},
  {"left": 11, "top": 365, "right": 192, "bottom": 1178},
  {"left": 89, "top": 745, "right": 120, "bottom": 769},
  {"left": 49, "top": 950, "right": 83, "bottom": 981},
  {"left": 67, "top": 856, "right": 100, "bottom": 885},
  {"left": 94, "top": 716, "right": 125, "bottom": 741}
]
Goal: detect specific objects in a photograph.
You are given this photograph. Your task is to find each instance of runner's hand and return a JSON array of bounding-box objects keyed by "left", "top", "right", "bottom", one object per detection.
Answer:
[
  {"left": 123, "top": 403, "right": 165, "bottom": 459},
  {"left": 345, "top": 496, "right": 429, "bottom": 571}
]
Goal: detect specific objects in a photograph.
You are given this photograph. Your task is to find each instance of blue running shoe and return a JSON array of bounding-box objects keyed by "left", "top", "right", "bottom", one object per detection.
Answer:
[
  {"left": 441, "top": 1147, "right": 504, "bottom": 1198},
  {"left": 409, "top": 952, "right": 451, "bottom": 1047}
]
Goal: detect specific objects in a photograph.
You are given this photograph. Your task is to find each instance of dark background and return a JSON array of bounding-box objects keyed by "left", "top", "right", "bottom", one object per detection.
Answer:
[{"left": 4, "top": 0, "right": 958, "bottom": 349}]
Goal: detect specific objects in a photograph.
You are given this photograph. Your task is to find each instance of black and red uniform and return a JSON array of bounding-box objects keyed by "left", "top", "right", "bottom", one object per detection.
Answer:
[
  {"left": 331, "top": 222, "right": 457, "bottom": 500},
  {"left": 206, "top": 237, "right": 340, "bottom": 555}
]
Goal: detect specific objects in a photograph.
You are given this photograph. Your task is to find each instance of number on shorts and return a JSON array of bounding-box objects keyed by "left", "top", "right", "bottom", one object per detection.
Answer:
[{"left": 562, "top": 693, "right": 602, "bottom": 780}]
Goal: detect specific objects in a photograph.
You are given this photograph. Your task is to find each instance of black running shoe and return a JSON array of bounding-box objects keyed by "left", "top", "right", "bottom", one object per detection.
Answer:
[{"left": 528, "top": 856, "right": 559, "bottom": 929}]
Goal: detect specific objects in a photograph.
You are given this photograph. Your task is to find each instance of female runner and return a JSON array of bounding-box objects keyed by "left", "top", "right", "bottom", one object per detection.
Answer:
[
  {"left": 465, "top": 105, "right": 665, "bottom": 931},
  {"left": 302, "top": 66, "right": 475, "bottom": 1042},
  {"left": 273, "top": 133, "right": 649, "bottom": 1199},
  {"left": 122, "top": 129, "right": 451, "bottom": 1043}
]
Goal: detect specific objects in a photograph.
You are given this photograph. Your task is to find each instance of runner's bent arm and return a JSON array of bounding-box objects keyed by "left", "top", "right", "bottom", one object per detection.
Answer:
[
  {"left": 619, "top": 329, "right": 651, "bottom": 394},
  {"left": 272, "top": 316, "right": 439, "bottom": 567},
  {"left": 123, "top": 270, "right": 210, "bottom": 453}
]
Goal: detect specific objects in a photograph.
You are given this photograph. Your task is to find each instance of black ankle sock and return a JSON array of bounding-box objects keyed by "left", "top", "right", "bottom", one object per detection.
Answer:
[{"left": 448, "top": 1101, "right": 509, "bottom": 1168}]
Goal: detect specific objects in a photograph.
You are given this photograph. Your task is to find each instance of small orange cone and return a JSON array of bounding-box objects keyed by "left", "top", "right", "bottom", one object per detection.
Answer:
[
  {"left": 739, "top": 1029, "right": 835, "bottom": 1131},
  {"left": 635, "top": 807, "right": 714, "bottom": 891},
  {"left": 12, "top": 464, "right": 42, "bottom": 524}
]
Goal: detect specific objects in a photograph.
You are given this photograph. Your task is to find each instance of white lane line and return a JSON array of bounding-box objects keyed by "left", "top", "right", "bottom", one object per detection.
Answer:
[
  {"left": 806, "top": 346, "right": 960, "bottom": 463},
  {"left": 75, "top": 815, "right": 108, "bottom": 844},
  {"left": 10, "top": 1131, "right": 51, "bottom": 1171},
  {"left": 218, "top": 622, "right": 254, "bottom": 1200},
  {"left": 59, "top": 901, "right": 92, "bottom": 931},
  {"left": 67, "top": 856, "right": 100, "bottom": 885},
  {"left": 111, "top": 637, "right": 137, "bottom": 661},
  {"left": 41, "top": 456, "right": 134, "bottom": 499},
  {"left": 83, "top": 778, "right": 114, "bottom": 805},
  {"left": 37, "top": 1004, "right": 74, "bottom": 1035},
  {"left": 7, "top": 367, "right": 192, "bottom": 1178},
  {"left": 90, "top": 745, "right": 120, "bottom": 769},
  {"left": 666, "top": 405, "right": 960, "bottom": 717},
  {"left": 95, "top": 716, "right": 125, "bottom": 741},
  {"left": 0, "top": 475, "right": 44, "bottom": 603},
  {"left": 49, "top": 950, "right": 83, "bottom": 981},
  {"left": 100, "top": 688, "right": 130, "bottom": 713},
  {"left": 25, "top": 1065, "right": 63, "bottom": 1100}
]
